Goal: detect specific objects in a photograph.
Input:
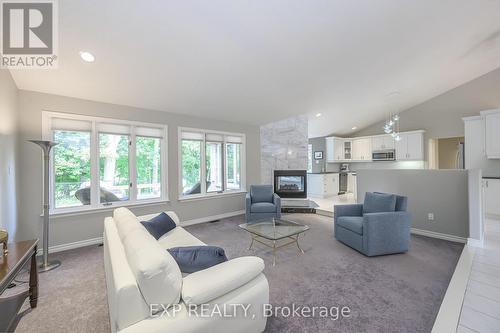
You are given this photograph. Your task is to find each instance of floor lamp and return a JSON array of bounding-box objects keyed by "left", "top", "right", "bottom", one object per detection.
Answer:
[{"left": 29, "top": 140, "right": 61, "bottom": 273}]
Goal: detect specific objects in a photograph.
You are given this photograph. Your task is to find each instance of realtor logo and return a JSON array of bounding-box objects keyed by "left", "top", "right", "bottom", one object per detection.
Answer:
[{"left": 1, "top": 0, "right": 58, "bottom": 68}]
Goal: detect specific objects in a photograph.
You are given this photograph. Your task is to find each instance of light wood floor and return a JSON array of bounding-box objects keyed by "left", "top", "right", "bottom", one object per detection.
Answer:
[{"left": 458, "top": 218, "right": 500, "bottom": 332}]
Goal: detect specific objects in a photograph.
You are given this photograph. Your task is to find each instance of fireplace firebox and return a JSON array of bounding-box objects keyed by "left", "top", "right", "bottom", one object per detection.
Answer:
[{"left": 274, "top": 170, "right": 307, "bottom": 198}]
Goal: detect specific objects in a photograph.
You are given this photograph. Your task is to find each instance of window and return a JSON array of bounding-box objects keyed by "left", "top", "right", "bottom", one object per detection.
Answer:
[
  {"left": 180, "top": 128, "right": 245, "bottom": 198},
  {"left": 99, "top": 133, "right": 130, "bottom": 203},
  {"left": 181, "top": 139, "right": 202, "bottom": 195},
  {"left": 53, "top": 130, "right": 91, "bottom": 208},
  {"left": 206, "top": 141, "right": 223, "bottom": 192},
  {"left": 136, "top": 136, "right": 162, "bottom": 200},
  {"left": 44, "top": 112, "right": 167, "bottom": 213},
  {"left": 226, "top": 142, "right": 241, "bottom": 190}
]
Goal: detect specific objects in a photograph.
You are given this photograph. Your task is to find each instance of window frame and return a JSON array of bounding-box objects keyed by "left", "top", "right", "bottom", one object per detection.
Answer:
[
  {"left": 42, "top": 111, "right": 168, "bottom": 215},
  {"left": 178, "top": 127, "right": 246, "bottom": 200}
]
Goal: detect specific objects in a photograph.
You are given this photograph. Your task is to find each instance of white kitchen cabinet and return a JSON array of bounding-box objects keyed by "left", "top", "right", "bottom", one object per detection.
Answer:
[
  {"left": 483, "top": 110, "right": 500, "bottom": 159},
  {"left": 484, "top": 178, "right": 500, "bottom": 217},
  {"left": 464, "top": 117, "right": 485, "bottom": 169},
  {"left": 307, "top": 173, "right": 339, "bottom": 198},
  {"left": 334, "top": 139, "right": 344, "bottom": 161},
  {"left": 326, "top": 137, "right": 347, "bottom": 162},
  {"left": 347, "top": 173, "right": 356, "bottom": 191},
  {"left": 326, "top": 137, "right": 334, "bottom": 162},
  {"left": 395, "top": 131, "right": 424, "bottom": 161},
  {"left": 372, "top": 135, "right": 395, "bottom": 151},
  {"left": 352, "top": 138, "right": 372, "bottom": 161}
]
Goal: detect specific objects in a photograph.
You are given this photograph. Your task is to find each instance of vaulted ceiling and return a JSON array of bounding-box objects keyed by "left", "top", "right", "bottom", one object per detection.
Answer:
[{"left": 10, "top": 0, "right": 500, "bottom": 137}]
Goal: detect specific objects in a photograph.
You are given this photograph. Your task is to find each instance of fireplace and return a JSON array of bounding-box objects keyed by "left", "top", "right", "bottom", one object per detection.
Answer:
[{"left": 274, "top": 170, "right": 307, "bottom": 198}]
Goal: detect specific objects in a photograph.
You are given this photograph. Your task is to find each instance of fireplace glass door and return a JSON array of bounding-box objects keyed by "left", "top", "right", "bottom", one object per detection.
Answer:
[{"left": 276, "top": 176, "right": 304, "bottom": 194}]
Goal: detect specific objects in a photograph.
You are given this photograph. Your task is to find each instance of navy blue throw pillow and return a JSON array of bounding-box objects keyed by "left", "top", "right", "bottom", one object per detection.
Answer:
[
  {"left": 167, "top": 246, "right": 228, "bottom": 273},
  {"left": 140, "top": 212, "right": 177, "bottom": 240}
]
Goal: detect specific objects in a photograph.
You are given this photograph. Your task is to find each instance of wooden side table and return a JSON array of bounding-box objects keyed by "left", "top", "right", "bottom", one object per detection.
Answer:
[{"left": 0, "top": 240, "right": 39, "bottom": 331}]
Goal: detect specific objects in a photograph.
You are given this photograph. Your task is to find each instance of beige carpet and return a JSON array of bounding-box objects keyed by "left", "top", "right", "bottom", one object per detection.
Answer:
[{"left": 8, "top": 213, "right": 463, "bottom": 333}]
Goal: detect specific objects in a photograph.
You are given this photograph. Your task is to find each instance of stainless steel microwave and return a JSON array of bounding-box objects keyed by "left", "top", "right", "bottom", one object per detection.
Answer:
[{"left": 372, "top": 150, "right": 395, "bottom": 161}]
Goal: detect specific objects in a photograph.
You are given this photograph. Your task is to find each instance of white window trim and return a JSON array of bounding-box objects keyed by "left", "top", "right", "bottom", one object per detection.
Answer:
[
  {"left": 42, "top": 111, "right": 169, "bottom": 214},
  {"left": 178, "top": 126, "right": 246, "bottom": 200}
]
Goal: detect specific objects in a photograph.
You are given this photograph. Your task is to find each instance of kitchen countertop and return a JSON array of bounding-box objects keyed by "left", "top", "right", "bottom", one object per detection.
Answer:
[{"left": 307, "top": 171, "right": 357, "bottom": 175}]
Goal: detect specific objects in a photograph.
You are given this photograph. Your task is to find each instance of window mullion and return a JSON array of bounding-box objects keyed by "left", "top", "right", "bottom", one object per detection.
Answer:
[
  {"left": 161, "top": 129, "right": 168, "bottom": 201},
  {"left": 222, "top": 142, "right": 227, "bottom": 192},
  {"left": 90, "top": 121, "right": 99, "bottom": 208},
  {"left": 49, "top": 131, "right": 56, "bottom": 211},
  {"left": 201, "top": 138, "right": 207, "bottom": 195},
  {"left": 130, "top": 127, "right": 137, "bottom": 202}
]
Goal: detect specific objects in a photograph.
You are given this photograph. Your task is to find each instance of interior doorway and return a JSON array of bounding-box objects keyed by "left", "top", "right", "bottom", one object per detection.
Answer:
[{"left": 429, "top": 137, "right": 465, "bottom": 170}]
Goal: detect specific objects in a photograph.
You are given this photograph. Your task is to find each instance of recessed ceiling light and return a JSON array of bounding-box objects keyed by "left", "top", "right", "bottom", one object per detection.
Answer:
[
  {"left": 387, "top": 91, "right": 401, "bottom": 99},
  {"left": 351, "top": 126, "right": 357, "bottom": 130},
  {"left": 315, "top": 113, "right": 322, "bottom": 117},
  {"left": 79, "top": 51, "right": 95, "bottom": 63}
]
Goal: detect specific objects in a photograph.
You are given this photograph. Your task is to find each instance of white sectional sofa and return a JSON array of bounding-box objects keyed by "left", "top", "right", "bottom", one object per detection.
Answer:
[{"left": 103, "top": 208, "right": 269, "bottom": 333}]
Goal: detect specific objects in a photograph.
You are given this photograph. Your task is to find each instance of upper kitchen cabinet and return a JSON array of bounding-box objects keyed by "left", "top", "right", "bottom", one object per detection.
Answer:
[
  {"left": 352, "top": 138, "right": 372, "bottom": 161},
  {"left": 483, "top": 109, "right": 500, "bottom": 159},
  {"left": 326, "top": 137, "right": 351, "bottom": 162},
  {"left": 463, "top": 116, "right": 485, "bottom": 169},
  {"left": 395, "top": 131, "right": 424, "bottom": 161},
  {"left": 372, "top": 135, "right": 395, "bottom": 151}
]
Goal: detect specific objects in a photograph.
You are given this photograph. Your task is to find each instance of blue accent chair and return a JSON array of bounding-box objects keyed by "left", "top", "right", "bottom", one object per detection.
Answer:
[
  {"left": 334, "top": 192, "right": 411, "bottom": 256},
  {"left": 245, "top": 185, "right": 282, "bottom": 223}
]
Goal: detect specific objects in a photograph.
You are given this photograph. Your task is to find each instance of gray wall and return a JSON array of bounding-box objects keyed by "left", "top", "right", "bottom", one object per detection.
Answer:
[
  {"left": 357, "top": 169, "right": 469, "bottom": 238},
  {"left": 16, "top": 90, "right": 261, "bottom": 247},
  {"left": 355, "top": 67, "right": 500, "bottom": 149},
  {"left": 260, "top": 115, "right": 308, "bottom": 184},
  {"left": 0, "top": 69, "right": 19, "bottom": 238},
  {"left": 308, "top": 136, "right": 326, "bottom": 173}
]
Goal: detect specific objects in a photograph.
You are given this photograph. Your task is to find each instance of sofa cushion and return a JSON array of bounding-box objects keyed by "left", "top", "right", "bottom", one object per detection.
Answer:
[
  {"left": 116, "top": 208, "right": 183, "bottom": 311},
  {"left": 181, "top": 256, "right": 265, "bottom": 305},
  {"left": 250, "top": 185, "right": 274, "bottom": 203},
  {"left": 168, "top": 246, "right": 228, "bottom": 273},
  {"left": 251, "top": 202, "right": 276, "bottom": 213},
  {"left": 138, "top": 211, "right": 180, "bottom": 226},
  {"left": 158, "top": 227, "right": 205, "bottom": 249},
  {"left": 363, "top": 192, "right": 397, "bottom": 214},
  {"left": 337, "top": 216, "right": 364, "bottom": 235},
  {"left": 140, "top": 212, "right": 177, "bottom": 240}
]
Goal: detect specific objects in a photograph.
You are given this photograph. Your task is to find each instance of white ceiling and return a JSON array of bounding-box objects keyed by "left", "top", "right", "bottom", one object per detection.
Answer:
[{"left": 10, "top": 0, "right": 500, "bottom": 137}]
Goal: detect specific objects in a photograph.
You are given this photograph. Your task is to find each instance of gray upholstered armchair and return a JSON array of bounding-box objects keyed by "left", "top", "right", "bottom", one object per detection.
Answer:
[
  {"left": 334, "top": 192, "right": 411, "bottom": 256},
  {"left": 245, "top": 185, "right": 282, "bottom": 223}
]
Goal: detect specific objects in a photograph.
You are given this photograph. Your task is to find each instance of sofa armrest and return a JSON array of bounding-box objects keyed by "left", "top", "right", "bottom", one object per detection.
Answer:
[
  {"left": 181, "top": 256, "right": 265, "bottom": 305},
  {"left": 362, "top": 212, "right": 411, "bottom": 255}
]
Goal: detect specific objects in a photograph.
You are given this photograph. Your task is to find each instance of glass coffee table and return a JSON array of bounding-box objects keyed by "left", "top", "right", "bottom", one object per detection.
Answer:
[{"left": 239, "top": 218, "right": 309, "bottom": 266}]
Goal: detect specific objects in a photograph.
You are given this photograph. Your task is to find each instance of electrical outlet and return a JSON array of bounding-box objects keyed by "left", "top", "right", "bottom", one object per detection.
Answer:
[{"left": 428, "top": 213, "right": 435, "bottom": 221}]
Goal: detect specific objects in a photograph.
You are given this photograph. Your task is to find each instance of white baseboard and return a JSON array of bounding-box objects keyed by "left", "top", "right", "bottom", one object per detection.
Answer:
[
  {"left": 411, "top": 228, "right": 467, "bottom": 244},
  {"left": 467, "top": 237, "right": 484, "bottom": 248},
  {"left": 37, "top": 210, "right": 246, "bottom": 255},
  {"left": 181, "top": 210, "right": 245, "bottom": 227},
  {"left": 37, "top": 237, "right": 103, "bottom": 256}
]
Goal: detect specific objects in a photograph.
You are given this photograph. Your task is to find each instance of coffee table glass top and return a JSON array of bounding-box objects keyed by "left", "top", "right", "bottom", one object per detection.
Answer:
[{"left": 239, "top": 218, "right": 309, "bottom": 240}]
